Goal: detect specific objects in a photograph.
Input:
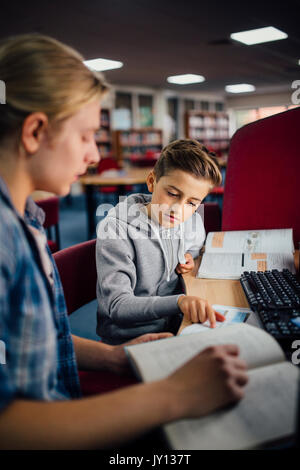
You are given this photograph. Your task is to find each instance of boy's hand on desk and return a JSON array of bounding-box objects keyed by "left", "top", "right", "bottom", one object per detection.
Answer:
[
  {"left": 175, "top": 253, "right": 194, "bottom": 274},
  {"left": 177, "top": 295, "right": 226, "bottom": 328}
]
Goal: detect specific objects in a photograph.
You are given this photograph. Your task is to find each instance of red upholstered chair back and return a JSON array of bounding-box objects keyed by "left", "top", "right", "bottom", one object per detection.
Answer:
[
  {"left": 222, "top": 107, "right": 300, "bottom": 246},
  {"left": 97, "top": 156, "right": 119, "bottom": 193},
  {"left": 202, "top": 203, "right": 222, "bottom": 233},
  {"left": 53, "top": 239, "right": 137, "bottom": 396},
  {"left": 53, "top": 239, "right": 97, "bottom": 315},
  {"left": 36, "top": 196, "right": 60, "bottom": 253}
]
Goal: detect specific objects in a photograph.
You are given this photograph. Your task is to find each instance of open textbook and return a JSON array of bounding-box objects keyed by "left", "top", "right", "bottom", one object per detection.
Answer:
[
  {"left": 125, "top": 323, "right": 299, "bottom": 450},
  {"left": 197, "top": 228, "right": 295, "bottom": 279}
]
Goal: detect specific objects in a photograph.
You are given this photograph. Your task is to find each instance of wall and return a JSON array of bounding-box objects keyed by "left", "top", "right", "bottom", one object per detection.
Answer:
[
  {"left": 102, "top": 84, "right": 225, "bottom": 146},
  {"left": 226, "top": 89, "right": 295, "bottom": 136},
  {"left": 226, "top": 90, "right": 293, "bottom": 109}
]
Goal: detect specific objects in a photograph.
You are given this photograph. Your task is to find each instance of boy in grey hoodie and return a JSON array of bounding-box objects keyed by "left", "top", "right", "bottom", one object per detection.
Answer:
[{"left": 96, "top": 139, "right": 225, "bottom": 344}]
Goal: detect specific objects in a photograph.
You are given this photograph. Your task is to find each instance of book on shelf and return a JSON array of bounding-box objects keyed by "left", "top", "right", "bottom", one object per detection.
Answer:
[
  {"left": 197, "top": 228, "right": 295, "bottom": 280},
  {"left": 125, "top": 322, "right": 299, "bottom": 450}
]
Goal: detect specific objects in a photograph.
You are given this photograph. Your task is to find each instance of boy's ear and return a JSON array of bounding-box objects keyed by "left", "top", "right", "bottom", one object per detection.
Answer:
[{"left": 146, "top": 171, "right": 156, "bottom": 193}]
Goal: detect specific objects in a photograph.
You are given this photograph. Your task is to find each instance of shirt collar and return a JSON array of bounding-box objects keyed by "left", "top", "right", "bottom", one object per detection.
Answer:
[{"left": 0, "top": 174, "right": 45, "bottom": 228}]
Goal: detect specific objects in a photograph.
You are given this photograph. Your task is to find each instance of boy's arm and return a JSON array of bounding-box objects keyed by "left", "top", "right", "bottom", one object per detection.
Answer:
[
  {"left": 96, "top": 238, "right": 182, "bottom": 326},
  {"left": 0, "top": 344, "right": 248, "bottom": 449}
]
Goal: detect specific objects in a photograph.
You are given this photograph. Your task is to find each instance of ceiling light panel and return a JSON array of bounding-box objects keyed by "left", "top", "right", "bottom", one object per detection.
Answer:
[
  {"left": 225, "top": 84, "right": 256, "bottom": 93},
  {"left": 167, "top": 74, "right": 205, "bottom": 85},
  {"left": 84, "top": 58, "right": 123, "bottom": 72},
  {"left": 230, "top": 27, "right": 288, "bottom": 45}
]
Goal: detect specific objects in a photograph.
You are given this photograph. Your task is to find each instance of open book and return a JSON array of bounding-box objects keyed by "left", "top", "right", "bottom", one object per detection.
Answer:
[
  {"left": 125, "top": 323, "right": 299, "bottom": 450},
  {"left": 197, "top": 228, "right": 295, "bottom": 279}
]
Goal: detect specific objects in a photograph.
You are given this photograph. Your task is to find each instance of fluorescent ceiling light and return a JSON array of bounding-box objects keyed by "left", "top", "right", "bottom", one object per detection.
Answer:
[
  {"left": 230, "top": 26, "right": 287, "bottom": 45},
  {"left": 298, "top": 59, "right": 300, "bottom": 65},
  {"left": 84, "top": 58, "right": 123, "bottom": 72},
  {"left": 225, "top": 84, "right": 256, "bottom": 93},
  {"left": 167, "top": 74, "right": 205, "bottom": 85}
]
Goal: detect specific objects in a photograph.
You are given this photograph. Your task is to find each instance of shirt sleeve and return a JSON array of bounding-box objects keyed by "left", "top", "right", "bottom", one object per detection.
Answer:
[{"left": 0, "top": 249, "right": 16, "bottom": 412}]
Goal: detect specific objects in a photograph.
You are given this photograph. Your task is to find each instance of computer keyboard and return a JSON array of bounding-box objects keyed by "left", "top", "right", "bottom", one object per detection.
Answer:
[{"left": 240, "top": 269, "right": 300, "bottom": 349}]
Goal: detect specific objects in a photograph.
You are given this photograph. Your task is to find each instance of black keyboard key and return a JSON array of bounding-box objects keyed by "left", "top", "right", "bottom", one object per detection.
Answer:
[{"left": 240, "top": 269, "right": 300, "bottom": 350}]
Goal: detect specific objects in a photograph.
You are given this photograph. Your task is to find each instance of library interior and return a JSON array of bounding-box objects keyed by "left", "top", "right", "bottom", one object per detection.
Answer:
[{"left": 0, "top": 0, "right": 299, "bottom": 452}]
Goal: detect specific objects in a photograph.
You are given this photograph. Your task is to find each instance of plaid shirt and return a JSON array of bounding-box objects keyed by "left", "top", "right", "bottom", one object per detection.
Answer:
[{"left": 0, "top": 177, "right": 81, "bottom": 411}]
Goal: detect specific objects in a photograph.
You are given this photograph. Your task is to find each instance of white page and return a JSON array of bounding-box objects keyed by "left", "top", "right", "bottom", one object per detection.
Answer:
[
  {"left": 126, "top": 324, "right": 285, "bottom": 383},
  {"left": 165, "top": 362, "right": 299, "bottom": 450},
  {"left": 205, "top": 228, "right": 294, "bottom": 254},
  {"left": 197, "top": 252, "right": 295, "bottom": 279}
]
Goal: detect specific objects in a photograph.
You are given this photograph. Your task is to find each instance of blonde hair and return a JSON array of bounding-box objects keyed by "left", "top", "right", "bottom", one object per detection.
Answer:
[
  {"left": 154, "top": 139, "right": 222, "bottom": 187},
  {"left": 0, "top": 33, "right": 108, "bottom": 143}
]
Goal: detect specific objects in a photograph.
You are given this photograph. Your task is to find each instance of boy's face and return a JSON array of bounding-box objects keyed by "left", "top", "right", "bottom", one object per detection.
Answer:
[{"left": 146, "top": 169, "right": 212, "bottom": 228}]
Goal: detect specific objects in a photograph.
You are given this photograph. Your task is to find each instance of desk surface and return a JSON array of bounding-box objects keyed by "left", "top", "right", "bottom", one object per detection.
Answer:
[
  {"left": 79, "top": 167, "right": 153, "bottom": 186},
  {"left": 181, "top": 251, "right": 299, "bottom": 332}
]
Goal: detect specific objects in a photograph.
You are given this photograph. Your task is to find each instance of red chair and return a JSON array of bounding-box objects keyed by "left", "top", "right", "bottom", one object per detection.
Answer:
[
  {"left": 97, "top": 156, "right": 132, "bottom": 195},
  {"left": 97, "top": 156, "right": 119, "bottom": 195},
  {"left": 222, "top": 107, "right": 300, "bottom": 246},
  {"left": 36, "top": 196, "right": 61, "bottom": 253},
  {"left": 202, "top": 202, "right": 222, "bottom": 233},
  {"left": 210, "top": 186, "right": 224, "bottom": 196},
  {"left": 53, "top": 240, "right": 137, "bottom": 396}
]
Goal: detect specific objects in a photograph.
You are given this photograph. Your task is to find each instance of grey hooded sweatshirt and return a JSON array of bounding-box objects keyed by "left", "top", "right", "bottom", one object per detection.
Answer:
[{"left": 96, "top": 193, "right": 205, "bottom": 344}]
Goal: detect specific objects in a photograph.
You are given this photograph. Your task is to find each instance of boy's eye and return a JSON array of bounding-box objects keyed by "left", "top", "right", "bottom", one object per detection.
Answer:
[{"left": 167, "top": 191, "right": 178, "bottom": 198}]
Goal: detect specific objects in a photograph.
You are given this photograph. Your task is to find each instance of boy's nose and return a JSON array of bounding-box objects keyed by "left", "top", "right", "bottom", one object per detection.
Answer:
[{"left": 170, "top": 202, "right": 183, "bottom": 215}]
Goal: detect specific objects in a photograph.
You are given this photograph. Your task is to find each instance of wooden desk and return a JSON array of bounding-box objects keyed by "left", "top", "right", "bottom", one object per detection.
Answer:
[
  {"left": 181, "top": 251, "right": 299, "bottom": 332},
  {"left": 79, "top": 167, "right": 153, "bottom": 239}
]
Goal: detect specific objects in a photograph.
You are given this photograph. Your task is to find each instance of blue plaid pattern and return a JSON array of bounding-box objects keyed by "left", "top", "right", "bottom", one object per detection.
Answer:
[{"left": 0, "top": 177, "right": 81, "bottom": 411}]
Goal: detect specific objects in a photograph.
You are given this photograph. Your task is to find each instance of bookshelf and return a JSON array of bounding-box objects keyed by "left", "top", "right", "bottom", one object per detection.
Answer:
[
  {"left": 113, "top": 128, "right": 163, "bottom": 167},
  {"left": 185, "top": 110, "right": 230, "bottom": 160},
  {"left": 95, "top": 108, "right": 113, "bottom": 159}
]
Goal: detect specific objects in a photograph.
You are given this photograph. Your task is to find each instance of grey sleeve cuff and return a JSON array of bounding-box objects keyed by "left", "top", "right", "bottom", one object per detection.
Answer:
[
  {"left": 151, "top": 293, "right": 184, "bottom": 318},
  {"left": 186, "top": 248, "right": 201, "bottom": 259}
]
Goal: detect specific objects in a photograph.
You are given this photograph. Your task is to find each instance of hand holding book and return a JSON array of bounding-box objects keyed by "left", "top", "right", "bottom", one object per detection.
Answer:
[
  {"left": 126, "top": 323, "right": 299, "bottom": 449},
  {"left": 164, "top": 343, "right": 248, "bottom": 419}
]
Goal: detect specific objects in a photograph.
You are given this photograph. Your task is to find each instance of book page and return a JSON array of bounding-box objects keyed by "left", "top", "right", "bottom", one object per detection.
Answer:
[
  {"left": 197, "top": 252, "right": 295, "bottom": 279},
  {"left": 165, "top": 362, "right": 299, "bottom": 450},
  {"left": 205, "top": 228, "right": 294, "bottom": 254},
  {"left": 126, "top": 323, "right": 285, "bottom": 383}
]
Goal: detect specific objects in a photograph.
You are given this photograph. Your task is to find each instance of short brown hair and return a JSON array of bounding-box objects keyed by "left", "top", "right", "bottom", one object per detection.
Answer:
[{"left": 154, "top": 139, "right": 222, "bottom": 187}]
